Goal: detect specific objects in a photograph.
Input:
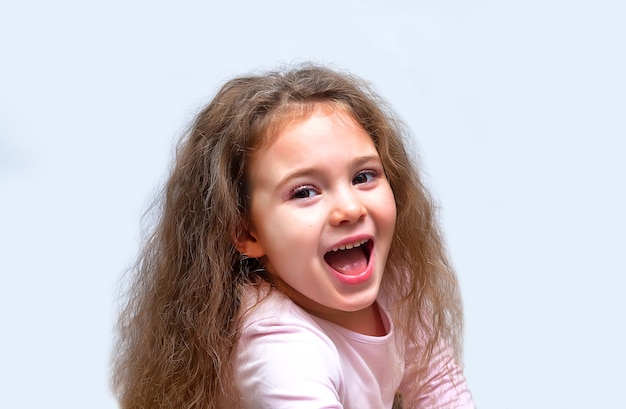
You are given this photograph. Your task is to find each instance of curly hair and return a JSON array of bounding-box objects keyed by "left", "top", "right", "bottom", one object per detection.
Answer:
[{"left": 111, "top": 63, "right": 463, "bottom": 408}]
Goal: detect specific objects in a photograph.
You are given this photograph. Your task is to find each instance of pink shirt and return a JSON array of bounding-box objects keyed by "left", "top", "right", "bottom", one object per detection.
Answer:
[{"left": 234, "top": 288, "right": 474, "bottom": 408}]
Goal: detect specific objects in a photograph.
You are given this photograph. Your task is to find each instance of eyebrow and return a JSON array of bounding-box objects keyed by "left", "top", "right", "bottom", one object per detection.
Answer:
[{"left": 276, "top": 154, "right": 383, "bottom": 189}]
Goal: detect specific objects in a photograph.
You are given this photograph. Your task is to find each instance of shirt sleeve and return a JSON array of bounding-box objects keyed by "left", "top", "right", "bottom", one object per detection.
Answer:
[
  {"left": 234, "top": 308, "right": 345, "bottom": 409},
  {"left": 399, "top": 343, "right": 476, "bottom": 409}
]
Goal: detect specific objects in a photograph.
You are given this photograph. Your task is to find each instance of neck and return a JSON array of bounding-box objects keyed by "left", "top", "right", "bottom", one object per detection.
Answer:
[
  {"left": 343, "top": 302, "right": 387, "bottom": 336},
  {"left": 306, "top": 301, "right": 387, "bottom": 336}
]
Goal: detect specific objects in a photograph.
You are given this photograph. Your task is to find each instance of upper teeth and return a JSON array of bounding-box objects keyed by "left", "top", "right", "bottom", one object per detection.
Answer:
[{"left": 331, "top": 239, "right": 368, "bottom": 252}]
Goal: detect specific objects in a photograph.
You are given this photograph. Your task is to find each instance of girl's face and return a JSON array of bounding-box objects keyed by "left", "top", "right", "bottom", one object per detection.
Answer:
[{"left": 239, "top": 105, "right": 396, "bottom": 328}]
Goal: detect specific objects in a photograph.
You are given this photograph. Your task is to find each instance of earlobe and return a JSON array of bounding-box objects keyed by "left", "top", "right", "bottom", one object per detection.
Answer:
[{"left": 234, "top": 229, "right": 265, "bottom": 258}]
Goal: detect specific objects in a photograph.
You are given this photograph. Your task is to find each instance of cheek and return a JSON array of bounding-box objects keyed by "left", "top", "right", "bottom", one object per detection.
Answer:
[
  {"left": 256, "top": 210, "right": 319, "bottom": 253},
  {"left": 380, "top": 189, "right": 398, "bottom": 226},
  {"left": 386, "top": 206, "right": 397, "bottom": 226},
  {"left": 383, "top": 210, "right": 397, "bottom": 240},
  {"left": 259, "top": 223, "right": 319, "bottom": 279}
]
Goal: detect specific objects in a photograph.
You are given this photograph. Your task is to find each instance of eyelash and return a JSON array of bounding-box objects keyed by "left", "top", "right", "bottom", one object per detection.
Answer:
[
  {"left": 287, "top": 169, "right": 380, "bottom": 200},
  {"left": 352, "top": 169, "right": 379, "bottom": 185},
  {"left": 289, "top": 185, "right": 319, "bottom": 200}
]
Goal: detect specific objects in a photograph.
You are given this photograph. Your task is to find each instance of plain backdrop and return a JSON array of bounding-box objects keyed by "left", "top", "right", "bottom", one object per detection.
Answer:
[{"left": 1, "top": 1, "right": 624, "bottom": 408}]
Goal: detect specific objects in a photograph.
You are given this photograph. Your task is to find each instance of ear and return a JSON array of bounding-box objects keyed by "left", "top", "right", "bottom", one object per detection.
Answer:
[{"left": 233, "top": 227, "right": 266, "bottom": 259}]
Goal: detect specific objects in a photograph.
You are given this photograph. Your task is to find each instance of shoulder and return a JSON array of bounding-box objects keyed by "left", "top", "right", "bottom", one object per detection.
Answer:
[
  {"left": 238, "top": 285, "right": 336, "bottom": 348},
  {"left": 234, "top": 286, "right": 344, "bottom": 408}
]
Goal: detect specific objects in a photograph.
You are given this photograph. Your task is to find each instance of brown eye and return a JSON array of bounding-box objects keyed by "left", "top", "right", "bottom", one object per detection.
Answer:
[
  {"left": 289, "top": 186, "right": 319, "bottom": 200},
  {"left": 352, "top": 170, "right": 376, "bottom": 185}
]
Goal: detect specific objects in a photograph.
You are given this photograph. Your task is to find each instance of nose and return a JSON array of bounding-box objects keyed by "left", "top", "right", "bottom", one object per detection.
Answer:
[{"left": 329, "top": 188, "right": 366, "bottom": 226}]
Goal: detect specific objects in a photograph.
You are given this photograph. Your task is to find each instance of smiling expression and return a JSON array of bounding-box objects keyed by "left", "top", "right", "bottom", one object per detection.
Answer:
[{"left": 239, "top": 104, "right": 397, "bottom": 328}]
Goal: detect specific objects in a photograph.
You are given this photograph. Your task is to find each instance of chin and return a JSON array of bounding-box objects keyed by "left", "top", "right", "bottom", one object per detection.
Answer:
[{"left": 337, "top": 285, "right": 381, "bottom": 312}]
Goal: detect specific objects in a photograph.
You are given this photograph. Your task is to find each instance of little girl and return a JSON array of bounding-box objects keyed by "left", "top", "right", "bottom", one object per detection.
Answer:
[{"left": 112, "top": 64, "right": 475, "bottom": 408}]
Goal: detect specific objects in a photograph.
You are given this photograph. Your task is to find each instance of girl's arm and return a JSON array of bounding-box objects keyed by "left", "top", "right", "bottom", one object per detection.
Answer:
[{"left": 234, "top": 306, "right": 344, "bottom": 408}]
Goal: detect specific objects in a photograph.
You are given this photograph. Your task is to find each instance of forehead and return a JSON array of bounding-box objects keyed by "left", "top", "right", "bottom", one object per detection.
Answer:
[
  {"left": 263, "top": 105, "right": 375, "bottom": 154},
  {"left": 256, "top": 102, "right": 363, "bottom": 148},
  {"left": 256, "top": 102, "right": 365, "bottom": 147}
]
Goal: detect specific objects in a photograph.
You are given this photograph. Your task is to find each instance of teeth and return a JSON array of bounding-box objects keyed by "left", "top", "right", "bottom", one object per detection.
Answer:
[{"left": 331, "top": 239, "right": 368, "bottom": 252}]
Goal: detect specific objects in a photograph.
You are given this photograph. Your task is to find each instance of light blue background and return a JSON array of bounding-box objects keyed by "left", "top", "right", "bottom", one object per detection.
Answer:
[{"left": 1, "top": 1, "right": 624, "bottom": 408}]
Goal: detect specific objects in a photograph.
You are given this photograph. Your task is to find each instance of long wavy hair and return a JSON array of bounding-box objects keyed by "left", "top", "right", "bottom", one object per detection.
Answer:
[{"left": 112, "top": 63, "right": 463, "bottom": 408}]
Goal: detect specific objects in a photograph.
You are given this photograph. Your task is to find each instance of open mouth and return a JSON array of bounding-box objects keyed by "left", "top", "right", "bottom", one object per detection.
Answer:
[{"left": 323, "top": 239, "right": 372, "bottom": 276}]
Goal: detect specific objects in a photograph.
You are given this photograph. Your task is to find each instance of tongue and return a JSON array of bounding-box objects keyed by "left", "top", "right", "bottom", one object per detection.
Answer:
[{"left": 324, "top": 247, "right": 368, "bottom": 276}]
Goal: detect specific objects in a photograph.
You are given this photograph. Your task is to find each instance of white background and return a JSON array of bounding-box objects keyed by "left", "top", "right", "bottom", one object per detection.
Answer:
[{"left": 1, "top": 1, "right": 624, "bottom": 408}]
